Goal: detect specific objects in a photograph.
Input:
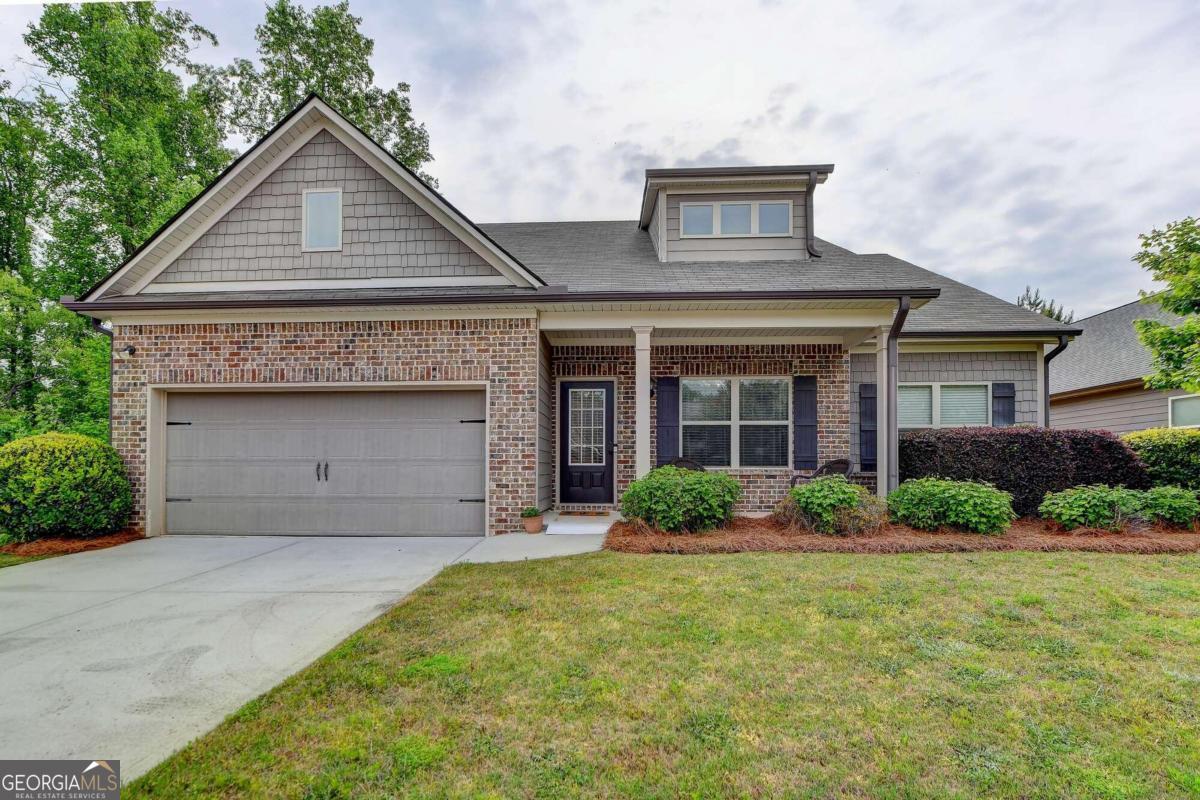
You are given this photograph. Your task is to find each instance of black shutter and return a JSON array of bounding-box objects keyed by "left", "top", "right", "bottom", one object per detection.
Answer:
[
  {"left": 655, "top": 377, "right": 680, "bottom": 466},
  {"left": 793, "top": 375, "right": 818, "bottom": 470},
  {"left": 860, "top": 383, "right": 878, "bottom": 472},
  {"left": 992, "top": 382, "right": 1015, "bottom": 427}
]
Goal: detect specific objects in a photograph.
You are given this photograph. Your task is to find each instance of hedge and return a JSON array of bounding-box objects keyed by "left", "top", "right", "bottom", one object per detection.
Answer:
[
  {"left": 887, "top": 477, "right": 1016, "bottom": 535},
  {"left": 0, "top": 433, "right": 132, "bottom": 542},
  {"left": 899, "top": 427, "right": 1149, "bottom": 517},
  {"left": 620, "top": 466, "right": 741, "bottom": 533},
  {"left": 1124, "top": 427, "right": 1200, "bottom": 490},
  {"left": 1039, "top": 485, "right": 1200, "bottom": 530}
]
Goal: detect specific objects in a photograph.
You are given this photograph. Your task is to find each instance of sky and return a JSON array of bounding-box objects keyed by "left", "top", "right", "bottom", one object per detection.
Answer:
[{"left": 1, "top": 0, "right": 1197, "bottom": 318}]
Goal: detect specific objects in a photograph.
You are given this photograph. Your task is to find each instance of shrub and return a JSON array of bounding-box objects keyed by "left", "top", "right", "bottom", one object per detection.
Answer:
[
  {"left": 620, "top": 466, "right": 741, "bottom": 533},
  {"left": 774, "top": 476, "right": 886, "bottom": 535},
  {"left": 1137, "top": 486, "right": 1200, "bottom": 527},
  {"left": 1124, "top": 427, "right": 1200, "bottom": 490},
  {"left": 520, "top": 506, "right": 541, "bottom": 518},
  {"left": 887, "top": 477, "right": 1016, "bottom": 535},
  {"left": 1038, "top": 485, "right": 1150, "bottom": 531},
  {"left": 0, "top": 433, "right": 132, "bottom": 542},
  {"left": 899, "top": 427, "right": 1149, "bottom": 517}
]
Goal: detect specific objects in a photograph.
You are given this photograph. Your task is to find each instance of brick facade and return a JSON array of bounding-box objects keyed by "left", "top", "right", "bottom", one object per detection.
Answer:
[{"left": 111, "top": 318, "right": 538, "bottom": 536}]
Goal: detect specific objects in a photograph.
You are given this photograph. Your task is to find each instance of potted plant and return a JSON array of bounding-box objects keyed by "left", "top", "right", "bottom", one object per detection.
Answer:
[{"left": 521, "top": 506, "right": 544, "bottom": 533}]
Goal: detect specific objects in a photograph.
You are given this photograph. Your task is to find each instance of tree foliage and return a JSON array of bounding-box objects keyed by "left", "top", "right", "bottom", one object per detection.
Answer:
[
  {"left": 1016, "top": 285, "right": 1074, "bottom": 323},
  {"left": 1133, "top": 217, "right": 1200, "bottom": 393}
]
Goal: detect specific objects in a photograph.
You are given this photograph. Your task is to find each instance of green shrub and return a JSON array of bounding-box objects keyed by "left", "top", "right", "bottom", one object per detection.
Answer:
[
  {"left": 1124, "top": 427, "right": 1200, "bottom": 490},
  {"left": 775, "top": 476, "right": 886, "bottom": 535},
  {"left": 1137, "top": 486, "right": 1200, "bottom": 527},
  {"left": 0, "top": 433, "right": 132, "bottom": 542},
  {"left": 1037, "top": 485, "right": 1145, "bottom": 531},
  {"left": 620, "top": 466, "right": 741, "bottom": 533},
  {"left": 887, "top": 477, "right": 1016, "bottom": 535}
]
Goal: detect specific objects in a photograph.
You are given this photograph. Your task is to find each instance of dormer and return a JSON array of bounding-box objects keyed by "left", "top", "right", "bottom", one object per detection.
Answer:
[{"left": 638, "top": 165, "right": 833, "bottom": 263}]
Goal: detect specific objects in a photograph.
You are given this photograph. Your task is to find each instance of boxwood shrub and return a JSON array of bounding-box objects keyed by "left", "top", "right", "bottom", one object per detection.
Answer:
[
  {"left": 899, "top": 427, "right": 1149, "bottom": 517},
  {"left": 620, "top": 466, "right": 741, "bottom": 533},
  {"left": 1124, "top": 427, "right": 1200, "bottom": 490},
  {"left": 1039, "top": 484, "right": 1200, "bottom": 530},
  {"left": 774, "top": 475, "right": 886, "bottom": 535},
  {"left": 0, "top": 433, "right": 132, "bottom": 542},
  {"left": 887, "top": 477, "right": 1016, "bottom": 535}
]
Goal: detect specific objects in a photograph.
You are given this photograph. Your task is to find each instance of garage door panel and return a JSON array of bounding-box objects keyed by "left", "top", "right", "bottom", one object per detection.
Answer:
[{"left": 166, "top": 391, "right": 486, "bottom": 536}]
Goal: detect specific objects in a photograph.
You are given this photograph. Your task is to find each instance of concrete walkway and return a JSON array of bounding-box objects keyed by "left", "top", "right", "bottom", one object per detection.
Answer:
[{"left": 0, "top": 532, "right": 602, "bottom": 780}]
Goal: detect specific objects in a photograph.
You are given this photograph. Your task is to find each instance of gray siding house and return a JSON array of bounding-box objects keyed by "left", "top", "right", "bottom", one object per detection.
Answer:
[
  {"left": 1050, "top": 299, "right": 1199, "bottom": 433},
  {"left": 65, "top": 95, "right": 1079, "bottom": 537}
]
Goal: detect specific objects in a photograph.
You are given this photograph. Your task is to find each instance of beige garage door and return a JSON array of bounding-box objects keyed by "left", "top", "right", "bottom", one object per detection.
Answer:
[{"left": 165, "top": 391, "right": 486, "bottom": 536}]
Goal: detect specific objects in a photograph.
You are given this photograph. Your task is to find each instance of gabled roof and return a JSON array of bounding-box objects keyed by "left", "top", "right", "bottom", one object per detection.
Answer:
[
  {"left": 1050, "top": 297, "right": 1184, "bottom": 395},
  {"left": 77, "top": 94, "right": 544, "bottom": 301}
]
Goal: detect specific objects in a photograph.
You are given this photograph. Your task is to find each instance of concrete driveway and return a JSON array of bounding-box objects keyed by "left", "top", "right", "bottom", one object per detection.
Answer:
[{"left": 0, "top": 535, "right": 482, "bottom": 779}]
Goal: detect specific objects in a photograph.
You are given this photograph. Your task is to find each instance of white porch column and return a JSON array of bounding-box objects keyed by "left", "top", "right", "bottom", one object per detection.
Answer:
[
  {"left": 633, "top": 325, "right": 654, "bottom": 478},
  {"left": 874, "top": 329, "right": 890, "bottom": 498}
]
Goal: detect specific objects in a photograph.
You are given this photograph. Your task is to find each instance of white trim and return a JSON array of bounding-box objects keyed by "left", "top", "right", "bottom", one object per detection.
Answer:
[
  {"left": 540, "top": 309, "right": 896, "bottom": 330},
  {"left": 679, "top": 376, "right": 792, "bottom": 469},
  {"left": 898, "top": 381, "right": 992, "bottom": 428},
  {"left": 140, "top": 275, "right": 512, "bottom": 294},
  {"left": 678, "top": 199, "right": 794, "bottom": 239},
  {"left": 1168, "top": 393, "right": 1200, "bottom": 428},
  {"left": 109, "top": 308, "right": 537, "bottom": 325},
  {"left": 301, "top": 187, "right": 343, "bottom": 252}
]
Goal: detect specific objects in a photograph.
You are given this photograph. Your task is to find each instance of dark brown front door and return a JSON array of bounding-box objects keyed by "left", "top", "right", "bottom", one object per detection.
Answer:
[{"left": 559, "top": 381, "right": 615, "bottom": 504}]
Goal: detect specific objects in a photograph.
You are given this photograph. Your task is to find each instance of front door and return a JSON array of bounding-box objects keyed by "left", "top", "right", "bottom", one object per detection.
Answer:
[{"left": 559, "top": 381, "right": 615, "bottom": 504}]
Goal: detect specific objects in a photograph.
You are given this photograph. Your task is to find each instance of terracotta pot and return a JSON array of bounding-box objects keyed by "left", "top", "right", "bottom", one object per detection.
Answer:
[{"left": 522, "top": 515, "right": 544, "bottom": 534}]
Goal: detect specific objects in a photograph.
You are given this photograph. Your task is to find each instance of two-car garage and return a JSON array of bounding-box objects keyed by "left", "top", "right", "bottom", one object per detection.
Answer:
[{"left": 162, "top": 390, "right": 486, "bottom": 536}]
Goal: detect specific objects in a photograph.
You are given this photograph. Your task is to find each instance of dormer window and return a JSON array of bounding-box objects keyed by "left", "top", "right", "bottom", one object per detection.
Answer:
[
  {"left": 680, "top": 200, "right": 792, "bottom": 238},
  {"left": 302, "top": 188, "right": 342, "bottom": 251}
]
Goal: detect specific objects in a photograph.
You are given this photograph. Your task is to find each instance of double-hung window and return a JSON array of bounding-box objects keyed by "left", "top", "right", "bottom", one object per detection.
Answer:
[
  {"left": 681, "top": 378, "right": 790, "bottom": 467},
  {"left": 899, "top": 383, "right": 990, "bottom": 428},
  {"left": 679, "top": 200, "right": 792, "bottom": 237},
  {"left": 1169, "top": 394, "right": 1200, "bottom": 428},
  {"left": 302, "top": 188, "right": 342, "bottom": 251}
]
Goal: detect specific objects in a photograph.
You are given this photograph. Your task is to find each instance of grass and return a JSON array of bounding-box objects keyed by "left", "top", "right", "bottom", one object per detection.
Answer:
[
  {"left": 129, "top": 552, "right": 1200, "bottom": 799},
  {"left": 0, "top": 553, "right": 45, "bottom": 569}
]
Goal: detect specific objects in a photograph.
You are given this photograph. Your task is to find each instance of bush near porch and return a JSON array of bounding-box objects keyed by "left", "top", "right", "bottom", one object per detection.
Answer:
[
  {"left": 620, "top": 466, "right": 741, "bottom": 533},
  {"left": 1124, "top": 427, "right": 1200, "bottom": 490},
  {"left": 899, "top": 427, "right": 1149, "bottom": 517}
]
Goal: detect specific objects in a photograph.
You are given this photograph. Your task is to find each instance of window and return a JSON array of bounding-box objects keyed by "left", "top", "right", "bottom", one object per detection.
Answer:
[
  {"left": 899, "top": 383, "right": 991, "bottom": 428},
  {"left": 303, "top": 188, "right": 342, "bottom": 251},
  {"left": 568, "top": 388, "right": 606, "bottom": 465},
  {"left": 681, "top": 377, "right": 790, "bottom": 467},
  {"left": 1169, "top": 394, "right": 1200, "bottom": 428},
  {"left": 678, "top": 200, "right": 792, "bottom": 238}
]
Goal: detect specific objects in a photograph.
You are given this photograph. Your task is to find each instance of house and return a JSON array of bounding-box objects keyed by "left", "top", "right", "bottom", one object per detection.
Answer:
[
  {"left": 1049, "top": 298, "right": 1199, "bottom": 433},
  {"left": 64, "top": 95, "right": 1080, "bottom": 537}
]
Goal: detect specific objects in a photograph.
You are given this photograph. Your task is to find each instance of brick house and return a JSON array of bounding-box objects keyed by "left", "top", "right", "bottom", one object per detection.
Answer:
[{"left": 65, "top": 95, "right": 1080, "bottom": 537}]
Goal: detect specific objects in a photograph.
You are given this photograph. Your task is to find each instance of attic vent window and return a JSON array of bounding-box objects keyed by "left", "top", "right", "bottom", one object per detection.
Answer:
[
  {"left": 679, "top": 200, "right": 793, "bottom": 238},
  {"left": 303, "top": 188, "right": 342, "bottom": 251}
]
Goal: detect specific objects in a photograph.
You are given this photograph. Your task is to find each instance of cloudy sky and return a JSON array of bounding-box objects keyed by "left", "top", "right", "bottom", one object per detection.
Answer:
[{"left": 2, "top": 0, "right": 1197, "bottom": 317}]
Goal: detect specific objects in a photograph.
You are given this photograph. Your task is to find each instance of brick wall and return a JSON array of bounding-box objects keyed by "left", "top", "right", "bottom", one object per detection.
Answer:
[
  {"left": 552, "top": 343, "right": 850, "bottom": 513},
  {"left": 111, "top": 318, "right": 538, "bottom": 536}
]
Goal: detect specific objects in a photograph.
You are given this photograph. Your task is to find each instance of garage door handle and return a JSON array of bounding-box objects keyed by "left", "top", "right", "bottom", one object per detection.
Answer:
[
  {"left": 316, "top": 462, "right": 322, "bottom": 482},
  {"left": 323, "top": 461, "right": 329, "bottom": 481}
]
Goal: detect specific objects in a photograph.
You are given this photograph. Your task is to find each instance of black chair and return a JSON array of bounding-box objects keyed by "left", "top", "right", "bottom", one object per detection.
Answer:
[
  {"left": 790, "top": 458, "right": 852, "bottom": 487},
  {"left": 665, "top": 457, "right": 707, "bottom": 472}
]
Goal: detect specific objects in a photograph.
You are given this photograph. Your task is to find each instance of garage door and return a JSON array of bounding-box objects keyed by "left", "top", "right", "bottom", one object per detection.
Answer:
[{"left": 165, "top": 391, "right": 486, "bottom": 536}]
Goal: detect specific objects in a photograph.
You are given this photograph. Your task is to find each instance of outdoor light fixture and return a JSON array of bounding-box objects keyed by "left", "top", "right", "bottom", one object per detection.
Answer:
[{"left": 117, "top": 345, "right": 136, "bottom": 360}]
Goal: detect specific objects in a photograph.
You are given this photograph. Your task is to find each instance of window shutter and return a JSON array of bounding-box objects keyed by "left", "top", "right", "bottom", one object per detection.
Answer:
[
  {"left": 991, "top": 383, "right": 1016, "bottom": 427},
  {"left": 793, "top": 376, "right": 818, "bottom": 470},
  {"left": 655, "top": 377, "right": 679, "bottom": 466},
  {"left": 859, "top": 383, "right": 877, "bottom": 472}
]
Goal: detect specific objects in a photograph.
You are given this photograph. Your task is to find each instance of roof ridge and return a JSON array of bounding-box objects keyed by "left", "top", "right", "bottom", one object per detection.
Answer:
[{"left": 1072, "top": 293, "right": 1164, "bottom": 324}]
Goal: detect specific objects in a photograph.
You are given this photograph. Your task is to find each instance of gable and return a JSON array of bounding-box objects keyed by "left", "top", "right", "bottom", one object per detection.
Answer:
[{"left": 144, "top": 130, "right": 501, "bottom": 292}]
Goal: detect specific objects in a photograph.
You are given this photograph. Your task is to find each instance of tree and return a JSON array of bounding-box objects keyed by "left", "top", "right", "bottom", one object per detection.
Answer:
[
  {"left": 219, "top": 0, "right": 433, "bottom": 181},
  {"left": 1134, "top": 217, "right": 1200, "bottom": 393},
  {"left": 1016, "top": 285, "right": 1075, "bottom": 323}
]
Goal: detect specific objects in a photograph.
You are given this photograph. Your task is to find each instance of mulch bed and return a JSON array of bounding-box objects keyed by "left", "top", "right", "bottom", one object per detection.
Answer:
[
  {"left": 0, "top": 531, "right": 142, "bottom": 558},
  {"left": 606, "top": 517, "right": 1200, "bottom": 555}
]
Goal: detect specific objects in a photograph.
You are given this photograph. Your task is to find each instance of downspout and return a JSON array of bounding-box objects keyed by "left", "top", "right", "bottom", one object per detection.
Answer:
[
  {"left": 1043, "top": 334, "right": 1069, "bottom": 428},
  {"left": 90, "top": 317, "right": 114, "bottom": 444},
  {"left": 886, "top": 296, "right": 911, "bottom": 493},
  {"left": 805, "top": 170, "right": 823, "bottom": 257}
]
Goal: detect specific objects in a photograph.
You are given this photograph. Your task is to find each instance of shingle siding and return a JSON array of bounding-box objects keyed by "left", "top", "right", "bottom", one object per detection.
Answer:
[{"left": 154, "top": 130, "right": 498, "bottom": 286}]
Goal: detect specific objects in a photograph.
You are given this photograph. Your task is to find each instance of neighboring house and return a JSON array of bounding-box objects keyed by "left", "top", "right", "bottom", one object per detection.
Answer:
[
  {"left": 65, "top": 95, "right": 1079, "bottom": 537},
  {"left": 1049, "top": 298, "right": 1199, "bottom": 433}
]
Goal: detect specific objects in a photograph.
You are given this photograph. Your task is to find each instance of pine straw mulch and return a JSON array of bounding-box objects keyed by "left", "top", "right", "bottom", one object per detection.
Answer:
[
  {"left": 605, "top": 516, "right": 1200, "bottom": 555},
  {"left": 0, "top": 530, "right": 142, "bottom": 558}
]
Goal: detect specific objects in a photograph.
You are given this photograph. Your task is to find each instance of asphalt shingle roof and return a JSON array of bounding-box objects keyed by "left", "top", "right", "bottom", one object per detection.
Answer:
[{"left": 1049, "top": 298, "right": 1185, "bottom": 395}]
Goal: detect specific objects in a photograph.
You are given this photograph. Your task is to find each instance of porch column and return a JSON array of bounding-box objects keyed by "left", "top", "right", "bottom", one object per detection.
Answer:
[
  {"left": 633, "top": 325, "right": 654, "bottom": 478},
  {"left": 874, "top": 329, "right": 890, "bottom": 498}
]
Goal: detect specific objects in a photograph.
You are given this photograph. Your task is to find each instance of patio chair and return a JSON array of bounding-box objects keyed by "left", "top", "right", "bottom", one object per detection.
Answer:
[
  {"left": 664, "top": 457, "right": 707, "bottom": 472},
  {"left": 790, "top": 458, "right": 852, "bottom": 487}
]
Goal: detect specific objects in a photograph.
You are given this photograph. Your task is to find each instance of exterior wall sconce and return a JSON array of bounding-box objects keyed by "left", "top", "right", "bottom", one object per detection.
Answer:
[{"left": 117, "top": 345, "right": 137, "bottom": 360}]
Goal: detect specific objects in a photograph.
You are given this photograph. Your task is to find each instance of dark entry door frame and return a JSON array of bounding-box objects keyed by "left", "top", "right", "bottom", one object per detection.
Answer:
[{"left": 558, "top": 379, "right": 616, "bottom": 504}]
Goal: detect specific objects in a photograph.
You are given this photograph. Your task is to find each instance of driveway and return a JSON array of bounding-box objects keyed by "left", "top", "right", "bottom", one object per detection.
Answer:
[{"left": 0, "top": 535, "right": 483, "bottom": 779}]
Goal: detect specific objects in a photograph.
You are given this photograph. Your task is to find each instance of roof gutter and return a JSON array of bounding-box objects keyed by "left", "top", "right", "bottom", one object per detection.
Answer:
[
  {"left": 1042, "top": 334, "right": 1070, "bottom": 427},
  {"left": 885, "top": 296, "right": 911, "bottom": 493},
  {"left": 805, "top": 170, "right": 822, "bottom": 258}
]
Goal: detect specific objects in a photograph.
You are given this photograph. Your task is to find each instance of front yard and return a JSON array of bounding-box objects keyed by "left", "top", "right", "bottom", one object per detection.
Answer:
[
  {"left": 130, "top": 551, "right": 1200, "bottom": 799},
  {"left": 0, "top": 553, "right": 41, "bottom": 569}
]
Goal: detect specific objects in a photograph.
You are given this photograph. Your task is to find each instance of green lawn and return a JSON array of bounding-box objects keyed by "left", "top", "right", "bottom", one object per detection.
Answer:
[
  {"left": 130, "top": 552, "right": 1200, "bottom": 799},
  {"left": 0, "top": 553, "right": 44, "bottom": 569}
]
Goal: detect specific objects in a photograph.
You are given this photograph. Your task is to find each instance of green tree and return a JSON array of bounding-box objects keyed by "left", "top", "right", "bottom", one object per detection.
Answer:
[
  {"left": 220, "top": 0, "right": 433, "bottom": 180},
  {"left": 1016, "top": 285, "right": 1074, "bottom": 323},
  {"left": 1134, "top": 217, "right": 1200, "bottom": 393}
]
